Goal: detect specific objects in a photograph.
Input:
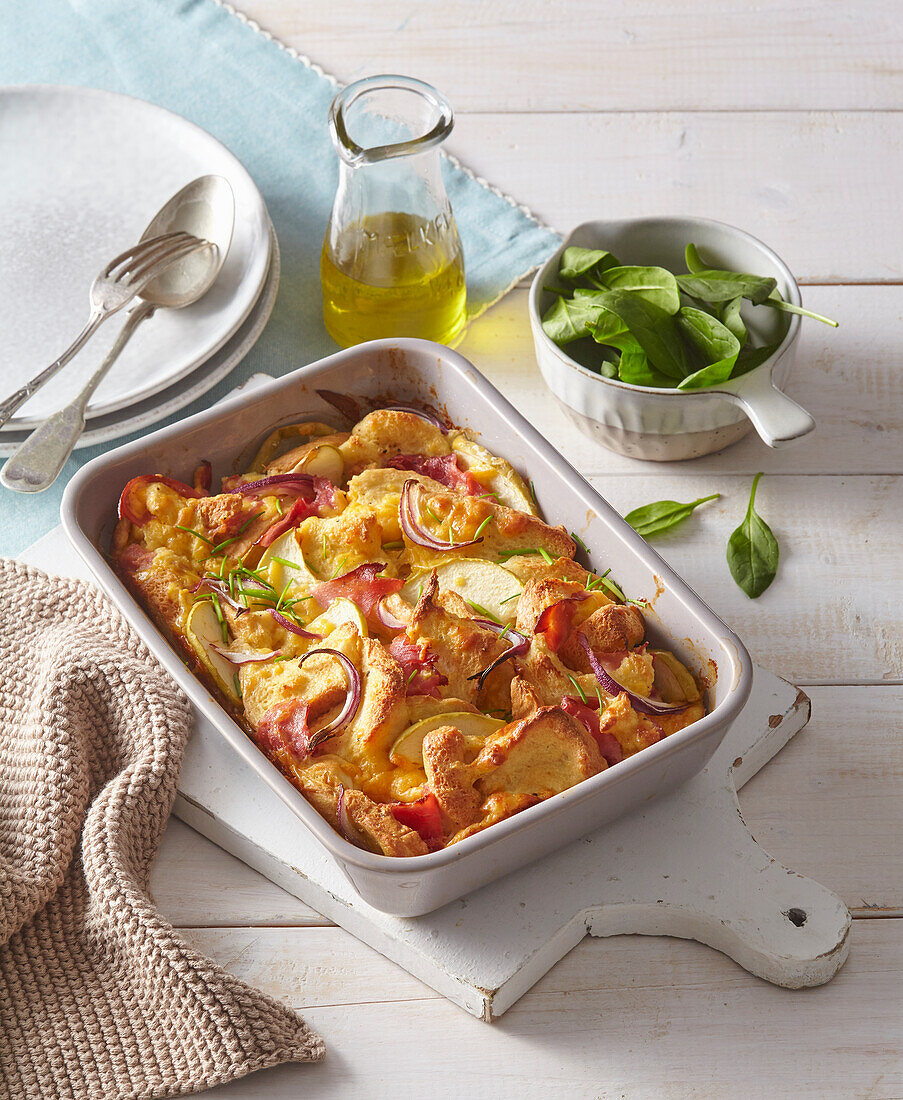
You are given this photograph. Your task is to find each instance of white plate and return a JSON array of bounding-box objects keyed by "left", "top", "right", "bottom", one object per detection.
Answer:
[
  {"left": 0, "top": 225, "right": 280, "bottom": 457},
  {"left": 0, "top": 85, "right": 271, "bottom": 427}
]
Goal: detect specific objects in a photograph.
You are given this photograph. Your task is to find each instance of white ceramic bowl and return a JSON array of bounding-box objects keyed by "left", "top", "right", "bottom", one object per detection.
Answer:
[
  {"left": 529, "top": 217, "right": 815, "bottom": 461},
  {"left": 62, "top": 339, "right": 752, "bottom": 915}
]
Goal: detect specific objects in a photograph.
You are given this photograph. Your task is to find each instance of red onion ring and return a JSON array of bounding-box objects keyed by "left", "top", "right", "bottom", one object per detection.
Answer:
[
  {"left": 467, "top": 621, "right": 530, "bottom": 690},
  {"left": 297, "top": 648, "right": 362, "bottom": 747},
  {"left": 269, "top": 609, "right": 322, "bottom": 638},
  {"left": 381, "top": 404, "right": 447, "bottom": 431},
  {"left": 577, "top": 633, "right": 688, "bottom": 715},
  {"left": 314, "top": 389, "right": 447, "bottom": 432},
  {"left": 399, "top": 479, "right": 485, "bottom": 552},
  {"left": 234, "top": 473, "right": 316, "bottom": 497},
  {"left": 192, "top": 578, "right": 245, "bottom": 613},
  {"left": 316, "top": 390, "right": 363, "bottom": 423},
  {"left": 336, "top": 784, "right": 368, "bottom": 849},
  {"left": 375, "top": 596, "right": 407, "bottom": 631},
  {"left": 118, "top": 474, "right": 204, "bottom": 525}
]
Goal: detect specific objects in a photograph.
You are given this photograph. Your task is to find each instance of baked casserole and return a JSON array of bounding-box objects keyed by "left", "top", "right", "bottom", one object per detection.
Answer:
[{"left": 112, "top": 402, "right": 706, "bottom": 857}]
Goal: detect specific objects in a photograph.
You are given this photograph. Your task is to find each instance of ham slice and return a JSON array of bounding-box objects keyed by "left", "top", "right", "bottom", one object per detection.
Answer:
[
  {"left": 534, "top": 596, "right": 587, "bottom": 653},
  {"left": 312, "top": 563, "right": 404, "bottom": 620},
  {"left": 390, "top": 792, "right": 445, "bottom": 849},
  {"left": 257, "top": 698, "right": 312, "bottom": 759},
  {"left": 387, "top": 634, "right": 448, "bottom": 698},
  {"left": 256, "top": 476, "right": 337, "bottom": 548},
  {"left": 386, "top": 453, "right": 482, "bottom": 495},
  {"left": 560, "top": 696, "right": 624, "bottom": 766}
]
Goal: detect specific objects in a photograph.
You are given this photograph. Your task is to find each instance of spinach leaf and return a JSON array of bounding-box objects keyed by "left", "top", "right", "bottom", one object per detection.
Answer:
[
  {"left": 727, "top": 473, "right": 779, "bottom": 598},
  {"left": 592, "top": 290, "right": 692, "bottom": 379},
  {"left": 719, "top": 296, "right": 747, "bottom": 346},
  {"left": 676, "top": 270, "right": 777, "bottom": 306},
  {"left": 677, "top": 358, "right": 738, "bottom": 389},
  {"left": 589, "top": 307, "right": 634, "bottom": 348},
  {"left": 598, "top": 265, "right": 680, "bottom": 314},
  {"left": 674, "top": 306, "right": 739, "bottom": 389},
  {"left": 558, "top": 247, "right": 620, "bottom": 287},
  {"left": 625, "top": 493, "right": 720, "bottom": 537},
  {"left": 685, "top": 243, "right": 706, "bottom": 273},
  {"left": 543, "top": 240, "right": 835, "bottom": 394},
  {"left": 676, "top": 306, "right": 740, "bottom": 363},
  {"left": 541, "top": 296, "right": 603, "bottom": 344},
  {"left": 616, "top": 343, "right": 676, "bottom": 388},
  {"left": 763, "top": 289, "right": 839, "bottom": 327},
  {"left": 731, "top": 340, "right": 782, "bottom": 376},
  {"left": 589, "top": 345, "right": 621, "bottom": 378}
]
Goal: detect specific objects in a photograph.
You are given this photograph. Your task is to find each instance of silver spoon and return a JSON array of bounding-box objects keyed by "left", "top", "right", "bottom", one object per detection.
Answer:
[{"left": 1, "top": 175, "right": 235, "bottom": 493}]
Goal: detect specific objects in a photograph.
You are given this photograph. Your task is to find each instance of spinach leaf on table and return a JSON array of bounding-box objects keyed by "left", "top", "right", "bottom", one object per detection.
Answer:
[
  {"left": 726, "top": 473, "right": 779, "bottom": 598},
  {"left": 625, "top": 493, "right": 720, "bottom": 537}
]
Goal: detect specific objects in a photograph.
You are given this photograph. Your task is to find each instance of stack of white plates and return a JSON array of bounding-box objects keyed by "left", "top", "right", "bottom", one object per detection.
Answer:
[{"left": 0, "top": 86, "right": 281, "bottom": 456}]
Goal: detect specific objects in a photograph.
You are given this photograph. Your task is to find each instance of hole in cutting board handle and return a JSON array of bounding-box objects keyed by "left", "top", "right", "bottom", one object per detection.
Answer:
[{"left": 785, "top": 907, "right": 808, "bottom": 927}]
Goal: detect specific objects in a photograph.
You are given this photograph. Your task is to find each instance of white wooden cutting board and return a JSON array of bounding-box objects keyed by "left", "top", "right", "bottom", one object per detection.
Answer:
[{"left": 20, "top": 529, "right": 850, "bottom": 1022}]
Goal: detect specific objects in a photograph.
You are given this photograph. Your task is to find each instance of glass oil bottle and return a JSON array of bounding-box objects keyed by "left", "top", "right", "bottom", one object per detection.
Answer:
[{"left": 321, "top": 76, "right": 466, "bottom": 347}]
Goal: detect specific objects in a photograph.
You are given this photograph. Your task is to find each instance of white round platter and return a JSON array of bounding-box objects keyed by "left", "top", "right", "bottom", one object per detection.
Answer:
[
  {"left": 0, "top": 225, "right": 280, "bottom": 457},
  {"left": 0, "top": 85, "right": 271, "bottom": 427}
]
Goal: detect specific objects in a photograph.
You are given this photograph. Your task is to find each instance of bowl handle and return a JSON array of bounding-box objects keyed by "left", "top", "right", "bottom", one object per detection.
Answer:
[{"left": 723, "top": 369, "right": 815, "bottom": 448}]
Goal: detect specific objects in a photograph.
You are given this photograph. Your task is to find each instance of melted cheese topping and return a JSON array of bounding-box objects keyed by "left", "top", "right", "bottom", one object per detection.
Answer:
[{"left": 113, "top": 408, "right": 708, "bottom": 857}]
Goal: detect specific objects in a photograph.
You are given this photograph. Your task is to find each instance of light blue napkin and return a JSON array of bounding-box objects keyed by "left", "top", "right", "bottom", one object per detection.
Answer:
[{"left": 0, "top": 0, "right": 560, "bottom": 556}]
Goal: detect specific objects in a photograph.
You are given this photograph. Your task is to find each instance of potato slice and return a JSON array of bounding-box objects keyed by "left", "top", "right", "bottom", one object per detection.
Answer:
[
  {"left": 390, "top": 711, "right": 504, "bottom": 768},
  {"left": 258, "top": 529, "right": 320, "bottom": 593},
  {"left": 307, "top": 596, "right": 368, "bottom": 639},
  {"left": 449, "top": 432, "right": 538, "bottom": 516},
  {"left": 401, "top": 559, "right": 523, "bottom": 624},
  {"left": 185, "top": 601, "right": 240, "bottom": 702}
]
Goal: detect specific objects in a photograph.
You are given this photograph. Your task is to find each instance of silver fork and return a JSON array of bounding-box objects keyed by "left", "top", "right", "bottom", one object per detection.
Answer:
[{"left": 0, "top": 231, "right": 209, "bottom": 429}]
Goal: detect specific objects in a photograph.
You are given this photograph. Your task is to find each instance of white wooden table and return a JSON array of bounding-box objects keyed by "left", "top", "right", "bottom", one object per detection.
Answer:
[{"left": 150, "top": 4, "right": 903, "bottom": 1095}]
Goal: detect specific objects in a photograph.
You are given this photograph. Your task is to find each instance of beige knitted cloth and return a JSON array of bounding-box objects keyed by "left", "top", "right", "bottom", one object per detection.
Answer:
[{"left": 0, "top": 560, "right": 324, "bottom": 1099}]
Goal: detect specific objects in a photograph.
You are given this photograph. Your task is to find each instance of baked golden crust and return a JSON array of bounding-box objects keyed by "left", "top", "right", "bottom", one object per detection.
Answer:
[{"left": 112, "top": 407, "right": 708, "bottom": 856}]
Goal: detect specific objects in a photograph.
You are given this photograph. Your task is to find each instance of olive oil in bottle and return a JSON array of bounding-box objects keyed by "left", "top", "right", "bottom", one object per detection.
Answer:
[{"left": 321, "top": 211, "right": 466, "bottom": 347}]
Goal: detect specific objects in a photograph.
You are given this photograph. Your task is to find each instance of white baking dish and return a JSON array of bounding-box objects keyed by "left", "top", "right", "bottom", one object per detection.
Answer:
[{"left": 62, "top": 339, "right": 752, "bottom": 916}]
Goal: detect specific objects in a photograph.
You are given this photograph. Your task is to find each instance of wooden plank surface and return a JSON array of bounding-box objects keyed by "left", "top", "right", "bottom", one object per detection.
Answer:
[
  {"left": 152, "top": 687, "right": 903, "bottom": 926},
  {"left": 226, "top": 5, "right": 903, "bottom": 279},
  {"left": 230, "top": 0, "right": 903, "bottom": 113},
  {"left": 459, "top": 285, "right": 903, "bottom": 477},
  {"left": 447, "top": 112, "right": 903, "bottom": 280},
  {"left": 147, "top": 2, "right": 900, "bottom": 1093},
  {"left": 182, "top": 920, "right": 903, "bottom": 1099}
]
